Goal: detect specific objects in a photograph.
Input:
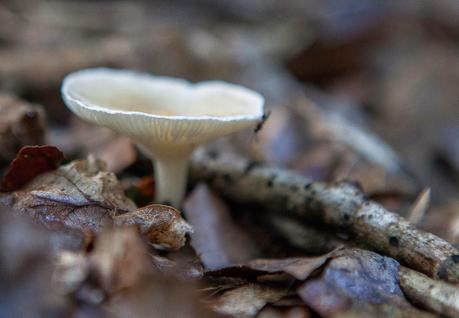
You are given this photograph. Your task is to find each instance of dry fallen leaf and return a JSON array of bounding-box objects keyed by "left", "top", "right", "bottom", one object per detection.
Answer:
[
  {"left": 211, "top": 283, "right": 288, "bottom": 317},
  {"left": 0, "top": 208, "right": 71, "bottom": 317},
  {"left": 1, "top": 155, "right": 136, "bottom": 233},
  {"left": 114, "top": 204, "right": 192, "bottom": 250},
  {"left": 297, "top": 248, "right": 418, "bottom": 317},
  {"left": 1, "top": 145, "right": 64, "bottom": 191},
  {"left": 184, "top": 183, "right": 258, "bottom": 270},
  {"left": 1, "top": 155, "right": 191, "bottom": 249}
]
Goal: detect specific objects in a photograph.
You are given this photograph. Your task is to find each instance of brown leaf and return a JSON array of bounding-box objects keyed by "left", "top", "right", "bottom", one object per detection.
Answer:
[
  {"left": 406, "top": 188, "right": 430, "bottom": 225},
  {"left": 297, "top": 249, "right": 413, "bottom": 317},
  {"left": 114, "top": 204, "right": 192, "bottom": 250},
  {"left": 89, "top": 226, "right": 152, "bottom": 294},
  {"left": 206, "top": 247, "right": 342, "bottom": 283},
  {"left": 183, "top": 183, "right": 258, "bottom": 270},
  {"left": 107, "top": 272, "right": 224, "bottom": 318},
  {"left": 1, "top": 155, "right": 136, "bottom": 234},
  {"left": 0, "top": 94, "right": 46, "bottom": 165},
  {"left": 54, "top": 226, "right": 151, "bottom": 300},
  {"left": 211, "top": 283, "right": 288, "bottom": 317},
  {"left": 1, "top": 145, "right": 64, "bottom": 191},
  {"left": 0, "top": 208, "right": 71, "bottom": 317}
]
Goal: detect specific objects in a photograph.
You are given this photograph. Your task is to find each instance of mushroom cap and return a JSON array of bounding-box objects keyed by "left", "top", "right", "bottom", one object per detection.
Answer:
[{"left": 61, "top": 68, "right": 264, "bottom": 156}]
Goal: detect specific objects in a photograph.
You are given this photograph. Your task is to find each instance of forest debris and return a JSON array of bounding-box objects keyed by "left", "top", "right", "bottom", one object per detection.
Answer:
[
  {"left": 183, "top": 183, "right": 258, "bottom": 270},
  {"left": 265, "top": 215, "right": 347, "bottom": 254},
  {"left": 421, "top": 201, "right": 459, "bottom": 247},
  {"left": 190, "top": 150, "right": 459, "bottom": 283},
  {"left": 399, "top": 266, "right": 459, "bottom": 318},
  {"left": 1, "top": 155, "right": 136, "bottom": 233},
  {"left": 1, "top": 145, "right": 64, "bottom": 191},
  {"left": 298, "top": 249, "right": 426, "bottom": 317},
  {"left": 211, "top": 283, "right": 288, "bottom": 317},
  {"left": 54, "top": 227, "right": 151, "bottom": 300},
  {"left": 206, "top": 247, "right": 341, "bottom": 283},
  {"left": 114, "top": 204, "right": 192, "bottom": 250},
  {"left": 247, "top": 247, "right": 342, "bottom": 281},
  {"left": 257, "top": 306, "right": 311, "bottom": 318},
  {"left": 88, "top": 227, "right": 152, "bottom": 294},
  {"left": 107, "top": 273, "right": 223, "bottom": 318},
  {"left": 406, "top": 188, "right": 431, "bottom": 225},
  {"left": 0, "top": 94, "right": 46, "bottom": 165},
  {"left": 0, "top": 210, "right": 71, "bottom": 317},
  {"left": 1, "top": 156, "right": 190, "bottom": 249}
]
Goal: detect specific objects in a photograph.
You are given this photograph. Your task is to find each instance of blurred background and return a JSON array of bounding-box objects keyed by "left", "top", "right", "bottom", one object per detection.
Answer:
[{"left": 0, "top": 0, "right": 458, "bottom": 243}]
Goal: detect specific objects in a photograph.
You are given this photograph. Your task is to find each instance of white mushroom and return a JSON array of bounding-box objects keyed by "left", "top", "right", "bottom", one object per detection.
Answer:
[{"left": 61, "top": 68, "right": 264, "bottom": 207}]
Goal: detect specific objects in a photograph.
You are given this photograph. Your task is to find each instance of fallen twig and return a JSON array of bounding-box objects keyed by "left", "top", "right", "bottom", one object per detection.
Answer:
[
  {"left": 190, "top": 150, "right": 459, "bottom": 283},
  {"left": 399, "top": 266, "right": 459, "bottom": 317}
]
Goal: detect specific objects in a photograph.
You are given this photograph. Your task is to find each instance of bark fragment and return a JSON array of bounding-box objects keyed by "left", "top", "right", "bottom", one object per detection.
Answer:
[{"left": 399, "top": 266, "right": 459, "bottom": 318}]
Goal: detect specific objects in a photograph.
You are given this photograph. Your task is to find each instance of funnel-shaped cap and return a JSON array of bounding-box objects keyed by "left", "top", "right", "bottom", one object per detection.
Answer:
[
  {"left": 61, "top": 68, "right": 264, "bottom": 207},
  {"left": 62, "top": 68, "right": 264, "bottom": 157}
]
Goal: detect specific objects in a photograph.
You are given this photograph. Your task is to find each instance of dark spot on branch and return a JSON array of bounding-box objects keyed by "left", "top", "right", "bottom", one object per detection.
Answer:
[
  {"left": 451, "top": 254, "right": 459, "bottom": 263},
  {"left": 207, "top": 150, "right": 219, "bottom": 160},
  {"left": 222, "top": 173, "right": 233, "bottom": 185},
  {"left": 244, "top": 161, "right": 261, "bottom": 174},
  {"left": 266, "top": 175, "right": 276, "bottom": 188},
  {"left": 389, "top": 236, "right": 399, "bottom": 247},
  {"left": 304, "top": 183, "right": 311, "bottom": 190}
]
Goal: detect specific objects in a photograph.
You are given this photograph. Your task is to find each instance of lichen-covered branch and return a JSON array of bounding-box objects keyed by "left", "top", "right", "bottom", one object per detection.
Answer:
[
  {"left": 190, "top": 150, "right": 459, "bottom": 283},
  {"left": 399, "top": 267, "right": 459, "bottom": 317}
]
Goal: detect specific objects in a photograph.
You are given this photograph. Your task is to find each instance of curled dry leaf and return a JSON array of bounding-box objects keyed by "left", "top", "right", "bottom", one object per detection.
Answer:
[
  {"left": 247, "top": 247, "right": 343, "bottom": 281},
  {"left": 0, "top": 94, "right": 46, "bottom": 165},
  {"left": 89, "top": 226, "right": 152, "bottom": 294},
  {"left": 1, "top": 156, "right": 191, "bottom": 250},
  {"left": 1, "top": 155, "right": 136, "bottom": 233},
  {"left": 211, "top": 283, "right": 288, "bottom": 317},
  {"left": 183, "top": 183, "right": 258, "bottom": 270},
  {"left": 54, "top": 226, "right": 151, "bottom": 300},
  {"left": 55, "top": 226, "right": 218, "bottom": 318},
  {"left": 114, "top": 204, "right": 192, "bottom": 251},
  {"left": 1, "top": 145, "right": 64, "bottom": 191}
]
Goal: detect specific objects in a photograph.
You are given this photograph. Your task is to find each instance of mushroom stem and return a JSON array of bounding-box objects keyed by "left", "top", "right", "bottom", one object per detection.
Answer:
[{"left": 153, "top": 154, "right": 190, "bottom": 207}]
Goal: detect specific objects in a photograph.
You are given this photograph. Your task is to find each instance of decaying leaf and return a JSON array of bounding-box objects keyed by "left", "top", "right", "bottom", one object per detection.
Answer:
[
  {"left": 107, "top": 273, "right": 224, "bottom": 318},
  {"left": 406, "top": 188, "right": 431, "bottom": 225},
  {"left": 0, "top": 209, "right": 71, "bottom": 317},
  {"left": 211, "top": 283, "right": 288, "bottom": 317},
  {"left": 114, "top": 204, "right": 192, "bottom": 250},
  {"left": 54, "top": 226, "right": 218, "bottom": 318},
  {"left": 1, "top": 145, "right": 64, "bottom": 191},
  {"left": 297, "top": 249, "right": 415, "bottom": 317},
  {"left": 1, "top": 155, "right": 136, "bottom": 233},
  {"left": 1, "top": 155, "right": 191, "bottom": 249},
  {"left": 247, "top": 247, "right": 343, "bottom": 281},
  {"left": 206, "top": 247, "right": 342, "bottom": 283},
  {"left": 183, "top": 183, "right": 258, "bottom": 270}
]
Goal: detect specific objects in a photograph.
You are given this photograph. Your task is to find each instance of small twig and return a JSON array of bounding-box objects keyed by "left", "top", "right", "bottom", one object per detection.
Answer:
[
  {"left": 399, "top": 266, "right": 459, "bottom": 317},
  {"left": 190, "top": 150, "right": 459, "bottom": 283}
]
